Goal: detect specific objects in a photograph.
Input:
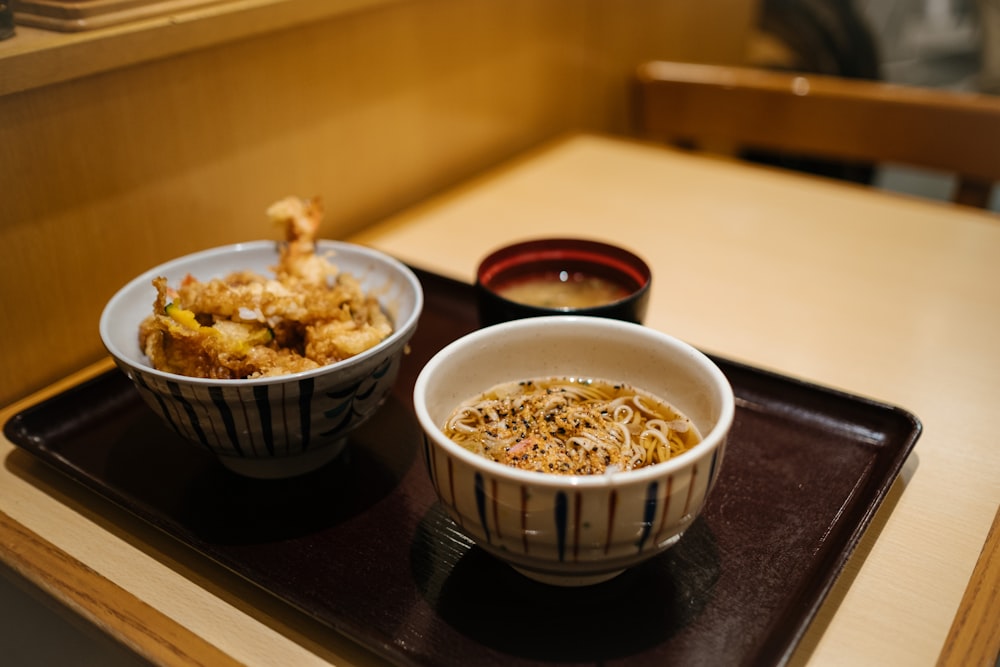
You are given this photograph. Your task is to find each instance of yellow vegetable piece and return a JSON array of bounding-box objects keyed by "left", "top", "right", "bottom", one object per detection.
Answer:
[
  {"left": 165, "top": 303, "right": 218, "bottom": 336},
  {"left": 165, "top": 303, "right": 198, "bottom": 329}
]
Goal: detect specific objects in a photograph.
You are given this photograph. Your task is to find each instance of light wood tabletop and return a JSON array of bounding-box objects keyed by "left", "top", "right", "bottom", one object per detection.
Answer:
[{"left": 1, "top": 133, "right": 997, "bottom": 666}]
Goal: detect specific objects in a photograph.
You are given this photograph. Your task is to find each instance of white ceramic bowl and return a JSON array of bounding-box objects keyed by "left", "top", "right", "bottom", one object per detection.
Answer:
[
  {"left": 100, "top": 240, "right": 423, "bottom": 479},
  {"left": 413, "top": 316, "right": 734, "bottom": 586}
]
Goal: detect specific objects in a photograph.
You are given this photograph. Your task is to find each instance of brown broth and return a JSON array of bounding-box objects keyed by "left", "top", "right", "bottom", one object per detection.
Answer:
[
  {"left": 496, "top": 272, "right": 629, "bottom": 308},
  {"left": 443, "top": 377, "right": 701, "bottom": 475}
]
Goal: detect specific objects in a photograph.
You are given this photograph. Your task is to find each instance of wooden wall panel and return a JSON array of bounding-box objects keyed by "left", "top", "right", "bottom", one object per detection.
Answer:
[{"left": 0, "top": 0, "right": 755, "bottom": 405}]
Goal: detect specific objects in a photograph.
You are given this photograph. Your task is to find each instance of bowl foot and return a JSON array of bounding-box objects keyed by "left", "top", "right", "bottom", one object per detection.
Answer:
[{"left": 216, "top": 438, "right": 347, "bottom": 479}]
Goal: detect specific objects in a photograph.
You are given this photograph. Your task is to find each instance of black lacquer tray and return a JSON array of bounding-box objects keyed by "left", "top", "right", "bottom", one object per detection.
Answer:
[{"left": 4, "top": 268, "right": 921, "bottom": 667}]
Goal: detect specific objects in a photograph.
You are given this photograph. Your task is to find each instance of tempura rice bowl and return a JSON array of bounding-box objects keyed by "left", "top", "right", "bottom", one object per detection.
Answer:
[
  {"left": 100, "top": 240, "right": 423, "bottom": 479},
  {"left": 413, "top": 316, "right": 734, "bottom": 586}
]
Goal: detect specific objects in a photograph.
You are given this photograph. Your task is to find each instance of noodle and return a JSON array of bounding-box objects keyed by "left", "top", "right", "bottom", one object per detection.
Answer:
[{"left": 442, "top": 377, "right": 702, "bottom": 475}]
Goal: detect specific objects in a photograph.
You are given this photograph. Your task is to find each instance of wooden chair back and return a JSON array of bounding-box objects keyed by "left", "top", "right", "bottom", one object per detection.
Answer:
[{"left": 633, "top": 60, "right": 1000, "bottom": 208}]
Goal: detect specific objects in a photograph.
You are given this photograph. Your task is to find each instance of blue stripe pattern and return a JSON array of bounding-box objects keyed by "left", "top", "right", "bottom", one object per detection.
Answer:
[
  {"left": 253, "top": 384, "right": 274, "bottom": 456},
  {"left": 636, "top": 481, "right": 659, "bottom": 550},
  {"left": 298, "top": 377, "right": 314, "bottom": 451},
  {"left": 422, "top": 435, "right": 437, "bottom": 490},
  {"left": 372, "top": 358, "right": 391, "bottom": 378},
  {"left": 554, "top": 491, "right": 568, "bottom": 562},
  {"left": 128, "top": 353, "right": 398, "bottom": 462},
  {"left": 135, "top": 374, "right": 180, "bottom": 436},
  {"left": 707, "top": 448, "right": 721, "bottom": 490},
  {"left": 209, "top": 386, "right": 244, "bottom": 456},
  {"left": 167, "top": 380, "right": 209, "bottom": 447}
]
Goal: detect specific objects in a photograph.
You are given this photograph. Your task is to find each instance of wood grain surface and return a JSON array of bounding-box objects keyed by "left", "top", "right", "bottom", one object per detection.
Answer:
[
  {"left": 0, "top": 510, "right": 241, "bottom": 666},
  {"left": 3, "top": 133, "right": 998, "bottom": 666},
  {"left": 937, "top": 506, "right": 1000, "bottom": 667},
  {"left": 0, "top": 0, "right": 756, "bottom": 408}
]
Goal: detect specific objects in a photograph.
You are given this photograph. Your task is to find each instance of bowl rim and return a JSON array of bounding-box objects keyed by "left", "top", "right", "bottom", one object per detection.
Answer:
[
  {"left": 413, "top": 315, "right": 735, "bottom": 488},
  {"left": 99, "top": 239, "right": 424, "bottom": 386}
]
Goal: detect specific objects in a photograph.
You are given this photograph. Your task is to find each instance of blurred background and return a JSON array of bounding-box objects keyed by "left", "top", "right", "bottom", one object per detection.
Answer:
[
  {"left": 0, "top": 0, "right": 993, "bottom": 664},
  {"left": 861, "top": 0, "right": 999, "bottom": 206},
  {"left": 752, "top": 0, "right": 998, "bottom": 207}
]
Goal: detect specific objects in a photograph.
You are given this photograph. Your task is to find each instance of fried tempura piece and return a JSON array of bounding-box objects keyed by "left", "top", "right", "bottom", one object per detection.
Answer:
[
  {"left": 268, "top": 196, "right": 338, "bottom": 285},
  {"left": 138, "top": 197, "right": 393, "bottom": 379},
  {"left": 305, "top": 308, "right": 393, "bottom": 365}
]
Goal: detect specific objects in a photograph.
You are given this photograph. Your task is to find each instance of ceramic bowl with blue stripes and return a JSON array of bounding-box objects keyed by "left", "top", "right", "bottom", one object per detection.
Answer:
[
  {"left": 413, "top": 316, "right": 734, "bottom": 586},
  {"left": 100, "top": 240, "right": 423, "bottom": 479}
]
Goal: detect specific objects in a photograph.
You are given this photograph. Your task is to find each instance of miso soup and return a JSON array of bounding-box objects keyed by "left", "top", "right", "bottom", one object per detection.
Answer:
[{"left": 496, "top": 271, "right": 629, "bottom": 309}]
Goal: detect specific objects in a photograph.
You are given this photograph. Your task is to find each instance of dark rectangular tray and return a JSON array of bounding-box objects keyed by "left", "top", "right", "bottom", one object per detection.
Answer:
[{"left": 4, "top": 268, "right": 921, "bottom": 667}]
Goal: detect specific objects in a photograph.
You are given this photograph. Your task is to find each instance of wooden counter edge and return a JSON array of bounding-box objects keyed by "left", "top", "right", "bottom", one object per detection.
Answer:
[
  {"left": 937, "top": 505, "right": 1000, "bottom": 667},
  {"left": 0, "top": 508, "right": 242, "bottom": 666}
]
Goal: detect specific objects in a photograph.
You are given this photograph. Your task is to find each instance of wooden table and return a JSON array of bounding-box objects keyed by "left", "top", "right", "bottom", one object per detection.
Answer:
[{"left": 1, "top": 134, "right": 997, "bottom": 666}]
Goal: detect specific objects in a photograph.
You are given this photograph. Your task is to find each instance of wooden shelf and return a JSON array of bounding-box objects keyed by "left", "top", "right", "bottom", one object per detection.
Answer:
[{"left": 0, "top": 0, "right": 402, "bottom": 96}]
